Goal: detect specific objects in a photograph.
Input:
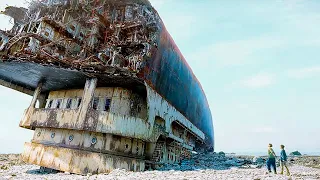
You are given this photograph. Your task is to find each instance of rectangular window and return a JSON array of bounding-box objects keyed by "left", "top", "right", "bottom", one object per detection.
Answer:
[
  {"left": 56, "top": 99, "right": 62, "bottom": 109},
  {"left": 77, "top": 98, "right": 82, "bottom": 108},
  {"left": 104, "top": 98, "right": 111, "bottom": 111},
  {"left": 47, "top": 99, "right": 53, "bottom": 108},
  {"left": 92, "top": 97, "right": 99, "bottom": 110},
  {"left": 43, "top": 27, "right": 53, "bottom": 39},
  {"left": 66, "top": 98, "right": 72, "bottom": 109}
]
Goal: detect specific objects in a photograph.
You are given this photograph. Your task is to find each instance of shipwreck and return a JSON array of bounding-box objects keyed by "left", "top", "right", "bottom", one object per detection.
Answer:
[{"left": 0, "top": 0, "right": 214, "bottom": 174}]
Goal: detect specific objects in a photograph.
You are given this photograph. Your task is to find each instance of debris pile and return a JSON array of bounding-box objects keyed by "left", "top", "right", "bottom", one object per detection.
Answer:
[
  {"left": 159, "top": 152, "right": 254, "bottom": 171},
  {"left": 158, "top": 152, "right": 320, "bottom": 172},
  {"left": 0, "top": 0, "right": 160, "bottom": 74}
]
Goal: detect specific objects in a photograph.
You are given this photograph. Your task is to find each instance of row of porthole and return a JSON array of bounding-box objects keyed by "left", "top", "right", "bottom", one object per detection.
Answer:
[
  {"left": 124, "top": 144, "right": 139, "bottom": 152},
  {"left": 36, "top": 132, "right": 141, "bottom": 152},
  {"left": 36, "top": 132, "right": 97, "bottom": 145}
]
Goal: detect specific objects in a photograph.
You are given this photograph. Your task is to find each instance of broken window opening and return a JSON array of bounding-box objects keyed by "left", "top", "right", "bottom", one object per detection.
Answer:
[
  {"left": 115, "top": 9, "right": 123, "bottom": 22},
  {"left": 0, "top": 37, "right": 3, "bottom": 47},
  {"left": 92, "top": 97, "right": 99, "bottom": 110},
  {"left": 104, "top": 98, "right": 111, "bottom": 111},
  {"left": 32, "top": 22, "right": 40, "bottom": 33},
  {"left": 22, "top": 24, "right": 29, "bottom": 33},
  {"left": 66, "top": 98, "right": 72, "bottom": 109},
  {"left": 56, "top": 99, "right": 62, "bottom": 109},
  {"left": 47, "top": 99, "right": 53, "bottom": 108},
  {"left": 77, "top": 98, "right": 82, "bottom": 108}
]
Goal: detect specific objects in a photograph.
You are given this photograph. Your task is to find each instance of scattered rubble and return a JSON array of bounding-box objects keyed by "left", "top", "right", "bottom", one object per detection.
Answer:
[
  {"left": 1, "top": 153, "right": 320, "bottom": 179},
  {"left": 159, "top": 152, "right": 258, "bottom": 171},
  {"left": 0, "top": 153, "right": 320, "bottom": 180}
]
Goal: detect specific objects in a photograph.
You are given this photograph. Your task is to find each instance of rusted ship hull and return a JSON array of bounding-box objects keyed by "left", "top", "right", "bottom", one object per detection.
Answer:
[
  {"left": 0, "top": 0, "right": 214, "bottom": 174},
  {"left": 141, "top": 25, "right": 214, "bottom": 147}
]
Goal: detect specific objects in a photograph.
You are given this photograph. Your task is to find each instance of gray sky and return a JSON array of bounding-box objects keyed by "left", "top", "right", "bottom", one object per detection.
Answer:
[{"left": 1, "top": 0, "right": 320, "bottom": 155}]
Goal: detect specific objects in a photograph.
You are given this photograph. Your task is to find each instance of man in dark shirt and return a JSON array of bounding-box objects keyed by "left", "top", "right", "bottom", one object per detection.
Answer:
[{"left": 280, "top": 144, "right": 290, "bottom": 175}]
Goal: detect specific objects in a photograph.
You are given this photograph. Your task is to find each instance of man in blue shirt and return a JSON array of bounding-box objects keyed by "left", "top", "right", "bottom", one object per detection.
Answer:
[{"left": 280, "top": 144, "right": 290, "bottom": 176}]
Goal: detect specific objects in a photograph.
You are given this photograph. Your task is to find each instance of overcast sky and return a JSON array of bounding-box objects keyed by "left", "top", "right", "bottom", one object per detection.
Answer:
[{"left": 0, "top": 0, "right": 320, "bottom": 155}]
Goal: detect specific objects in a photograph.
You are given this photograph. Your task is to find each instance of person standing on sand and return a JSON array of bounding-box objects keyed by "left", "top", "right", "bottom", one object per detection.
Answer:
[
  {"left": 267, "top": 143, "right": 277, "bottom": 174},
  {"left": 280, "top": 144, "right": 290, "bottom": 175}
]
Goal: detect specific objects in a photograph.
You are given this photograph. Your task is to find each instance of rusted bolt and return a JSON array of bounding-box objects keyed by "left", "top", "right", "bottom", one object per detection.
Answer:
[
  {"left": 68, "top": 135, "right": 74, "bottom": 142},
  {"left": 51, "top": 132, "right": 55, "bottom": 138},
  {"left": 37, "top": 132, "right": 41, "bottom": 137},
  {"left": 91, "top": 137, "right": 97, "bottom": 145}
]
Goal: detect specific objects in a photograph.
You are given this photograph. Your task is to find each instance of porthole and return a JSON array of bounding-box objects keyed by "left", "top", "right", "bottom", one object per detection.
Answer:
[
  {"left": 91, "top": 137, "right": 97, "bottom": 145},
  {"left": 68, "top": 135, "right": 74, "bottom": 142},
  {"left": 51, "top": 132, "right": 55, "bottom": 138},
  {"left": 37, "top": 132, "right": 41, "bottom": 137}
]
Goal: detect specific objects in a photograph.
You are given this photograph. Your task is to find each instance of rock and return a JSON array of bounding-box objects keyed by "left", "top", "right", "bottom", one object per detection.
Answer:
[
  {"left": 290, "top": 151, "right": 302, "bottom": 156},
  {"left": 225, "top": 160, "right": 238, "bottom": 166},
  {"left": 0, "top": 165, "right": 9, "bottom": 170},
  {"left": 252, "top": 156, "right": 264, "bottom": 164},
  {"left": 218, "top": 151, "right": 225, "bottom": 157},
  {"left": 39, "top": 166, "right": 60, "bottom": 173},
  {"left": 207, "top": 147, "right": 214, "bottom": 152}
]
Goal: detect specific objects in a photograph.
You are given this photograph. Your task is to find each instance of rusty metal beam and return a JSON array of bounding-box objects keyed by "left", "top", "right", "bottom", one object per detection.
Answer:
[
  {"left": 30, "top": 82, "right": 43, "bottom": 108},
  {"left": 77, "top": 78, "right": 97, "bottom": 129}
]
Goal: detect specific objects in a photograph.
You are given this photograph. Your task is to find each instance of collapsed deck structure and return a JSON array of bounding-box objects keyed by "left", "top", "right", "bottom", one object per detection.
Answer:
[{"left": 0, "top": 0, "right": 214, "bottom": 174}]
